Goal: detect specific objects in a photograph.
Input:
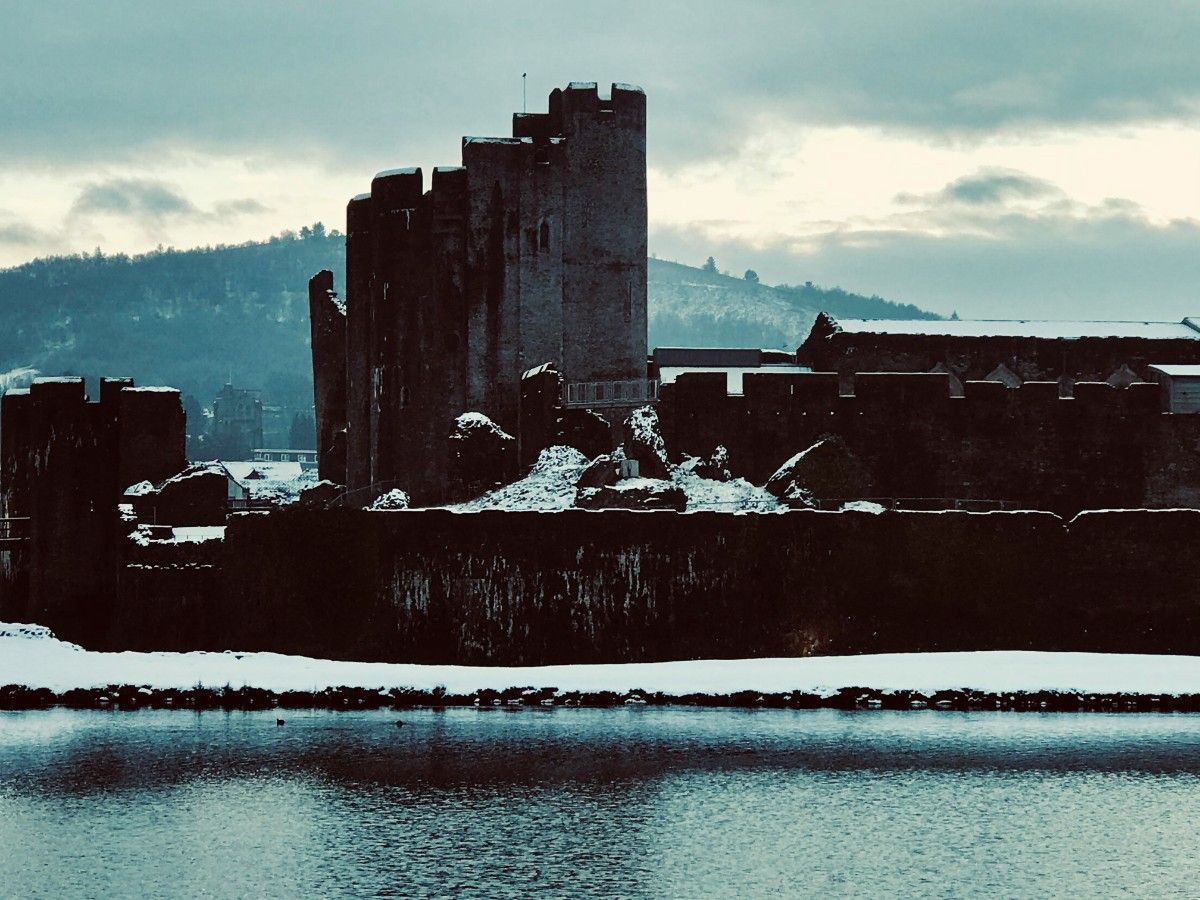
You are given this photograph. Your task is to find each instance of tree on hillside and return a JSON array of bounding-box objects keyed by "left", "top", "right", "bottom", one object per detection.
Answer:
[
  {"left": 743, "top": 269, "right": 759, "bottom": 283},
  {"left": 702, "top": 256, "right": 717, "bottom": 273}
]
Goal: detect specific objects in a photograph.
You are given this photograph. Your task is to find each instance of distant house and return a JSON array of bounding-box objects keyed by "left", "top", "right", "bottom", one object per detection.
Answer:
[
  {"left": 651, "top": 347, "right": 808, "bottom": 396},
  {"left": 1149, "top": 365, "right": 1200, "bottom": 413},
  {"left": 253, "top": 448, "right": 318, "bottom": 472},
  {"left": 798, "top": 312, "right": 1200, "bottom": 396}
]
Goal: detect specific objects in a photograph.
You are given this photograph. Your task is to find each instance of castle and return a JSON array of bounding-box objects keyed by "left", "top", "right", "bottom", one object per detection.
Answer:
[{"left": 310, "top": 82, "right": 649, "bottom": 503}]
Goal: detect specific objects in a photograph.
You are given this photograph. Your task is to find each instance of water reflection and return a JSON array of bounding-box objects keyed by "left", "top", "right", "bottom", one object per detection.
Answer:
[{"left": 3, "top": 709, "right": 1200, "bottom": 897}]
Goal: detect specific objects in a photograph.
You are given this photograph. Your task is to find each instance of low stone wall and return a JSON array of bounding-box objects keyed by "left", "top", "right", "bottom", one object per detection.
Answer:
[{"left": 60, "top": 507, "right": 1200, "bottom": 664}]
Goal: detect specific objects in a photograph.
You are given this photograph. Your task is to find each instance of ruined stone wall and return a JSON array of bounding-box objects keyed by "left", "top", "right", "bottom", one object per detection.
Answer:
[
  {"left": 0, "top": 388, "right": 31, "bottom": 610},
  {"left": 308, "top": 270, "right": 347, "bottom": 485},
  {"left": 344, "top": 195, "right": 373, "bottom": 494},
  {"left": 61, "top": 507, "right": 1200, "bottom": 663},
  {"left": 660, "top": 371, "right": 1200, "bottom": 515},
  {"left": 0, "top": 377, "right": 185, "bottom": 627}
]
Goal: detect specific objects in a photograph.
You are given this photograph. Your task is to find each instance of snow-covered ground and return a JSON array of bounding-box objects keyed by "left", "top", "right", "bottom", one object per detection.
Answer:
[
  {"left": 673, "top": 469, "right": 781, "bottom": 512},
  {"left": 4, "top": 622, "right": 1200, "bottom": 697},
  {"left": 450, "top": 446, "right": 589, "bottom": 512},
  {"left": 449, "top": 445, "right": 780, "bottom": 513}
]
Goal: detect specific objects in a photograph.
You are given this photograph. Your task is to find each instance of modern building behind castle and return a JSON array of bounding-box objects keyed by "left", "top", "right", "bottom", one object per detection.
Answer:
[{"left": 310, "top": 82, "right": 649, "bottom": 503}]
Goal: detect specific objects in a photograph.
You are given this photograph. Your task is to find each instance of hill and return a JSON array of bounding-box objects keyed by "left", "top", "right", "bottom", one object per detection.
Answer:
[
  {"left": 646, "top": 258, "right": 937, "bottom": 350},
  {"left": 0, "top": 229, "right": 938, "bottom": 418}
]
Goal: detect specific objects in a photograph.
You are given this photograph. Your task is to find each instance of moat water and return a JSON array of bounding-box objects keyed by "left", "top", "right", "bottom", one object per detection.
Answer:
[{"left": 3, "top": 708, "right": 1200, "bottom": 898}]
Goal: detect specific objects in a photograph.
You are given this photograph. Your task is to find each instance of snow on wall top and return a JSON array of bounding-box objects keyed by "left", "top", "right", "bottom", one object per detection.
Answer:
[
  {"left": 831, "top": 318, "right": 1200, "bottom": 341},
  {"left": 123, "top": 386, "right": 178, "bottom": 393},
  {"left": 373, "top": 167, "right": 420, "bottom": 179}
]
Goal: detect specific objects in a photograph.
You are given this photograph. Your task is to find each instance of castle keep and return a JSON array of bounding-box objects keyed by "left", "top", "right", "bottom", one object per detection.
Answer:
[{"left": 311, "top": 82, "right": 648, "bottom": 502}]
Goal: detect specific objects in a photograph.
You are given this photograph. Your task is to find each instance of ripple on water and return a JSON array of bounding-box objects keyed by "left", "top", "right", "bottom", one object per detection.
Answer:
[{"left": 2, "top": 708, "right": 1200, "bottom": 898}]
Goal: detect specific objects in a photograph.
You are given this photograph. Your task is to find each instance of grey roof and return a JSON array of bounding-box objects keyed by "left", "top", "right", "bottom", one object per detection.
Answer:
[
  {"left": 830, "top": 317, "right": 1200, "bottom": 341},
  {"left": 1149, "top": 365, "right": 1200, "bottom": 377}
]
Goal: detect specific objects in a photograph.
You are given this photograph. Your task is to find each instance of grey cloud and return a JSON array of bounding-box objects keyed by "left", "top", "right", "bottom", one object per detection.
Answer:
[
  {"left": 0, "top": 211, "right": 55, "bottom": 248},
  {"left": 0, "top": 222, "right": 43, "bottom": 246},
  {"left": 896, "top": 168, "right": 1063, "bottom": 208},
  {"left": 70, "top": 179, "right": 198, "bottom": 222},
  {"left": 213, "top": 198, "right": 269, "bottom": 218},
  {"left": 68, "top": 179, "right": 267, "bottom": 228},
  {"left": 941, "top": 169, "right": 1061, "bottom": 205},
  {"left": 3, "top": 1, "right": 1200, "bottom": 169}
]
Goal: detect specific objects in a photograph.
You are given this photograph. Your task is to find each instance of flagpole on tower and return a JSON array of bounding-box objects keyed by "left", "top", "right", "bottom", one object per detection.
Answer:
[{"left": 522, "top": 73, "right": 527, "bottom": 113}]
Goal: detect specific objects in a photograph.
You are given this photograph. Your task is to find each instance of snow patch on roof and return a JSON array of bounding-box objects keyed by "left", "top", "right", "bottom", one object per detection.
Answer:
[{"left": 123, "top": 386, "right": 177, "bottom": 393}]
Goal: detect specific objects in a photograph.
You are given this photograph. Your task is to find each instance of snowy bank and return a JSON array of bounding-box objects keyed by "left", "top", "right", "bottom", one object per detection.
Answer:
[{"left": 4, "top": 623, "right": 1200, "bottom": 700}]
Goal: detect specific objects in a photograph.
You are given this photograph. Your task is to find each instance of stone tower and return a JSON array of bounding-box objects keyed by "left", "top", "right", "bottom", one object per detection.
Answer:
[{"left": 311, "top": 82, "right": 648, "bottom": 503}]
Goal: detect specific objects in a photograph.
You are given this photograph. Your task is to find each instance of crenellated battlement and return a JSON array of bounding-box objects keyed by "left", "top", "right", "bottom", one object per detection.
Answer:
[
  {"left": 659, "top": 368, "right": 1200, "bottom": 514},
  {"left": 668, "top": 370, "right": 1168, "bottom": 416}
]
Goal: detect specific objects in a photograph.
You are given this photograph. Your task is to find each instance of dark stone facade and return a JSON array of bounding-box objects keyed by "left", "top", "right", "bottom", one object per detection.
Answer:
[
  {"left": 797, "top": 312, "right": 1200, "bottom": 395},
  {"left": 50, "top": 507, "right": 1200, "bottom": 664},
  {"left": 659, "top": 370, "right": 1200, "bottom": 516},
  {"left": 0, "top": 377, "right": 185, "bottom": 629},
  {"left": 312, "top": 83, "right": 648, "bottom": 504}
]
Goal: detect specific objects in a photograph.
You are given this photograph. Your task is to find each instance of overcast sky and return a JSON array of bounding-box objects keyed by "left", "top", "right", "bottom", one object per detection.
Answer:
[{"left": 2, "top": 0, "right": 1199, "bottom": 318}]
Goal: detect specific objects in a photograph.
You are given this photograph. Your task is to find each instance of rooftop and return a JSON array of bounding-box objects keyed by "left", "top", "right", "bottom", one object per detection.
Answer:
[
  {"left": 827, "top": 317, "right": 1200, "bottom": 341},
  {"left": 1149, "top": 365, "right": 1200, "bottom": 377}
]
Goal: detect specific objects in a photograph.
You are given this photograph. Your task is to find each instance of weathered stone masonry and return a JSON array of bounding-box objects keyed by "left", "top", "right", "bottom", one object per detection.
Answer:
[
  {"left": 83, "top": 507, "right": 1200, "bottom": 664},
  {"left": 659, "top": 371, "right": 1200, "bottom": 515},
  {"left": 311, "top": 83, "right": 648, "bottom": 504},
  {"left": 0, "top": 377, "right": 185, "bottom": 630}
]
